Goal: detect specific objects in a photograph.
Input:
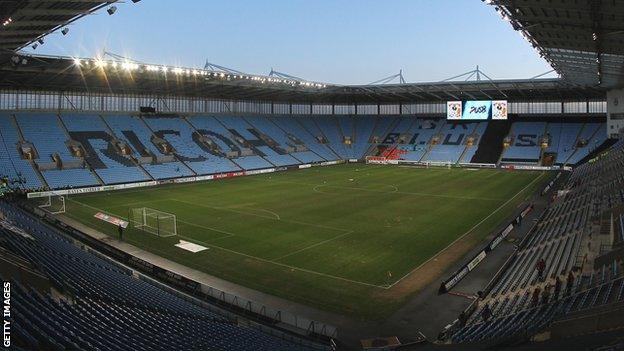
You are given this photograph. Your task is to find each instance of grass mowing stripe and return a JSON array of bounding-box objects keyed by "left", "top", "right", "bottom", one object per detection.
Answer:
[
  {"left": 67, "top": 197, "right": 237, "bottom": 240},
  {"left": 171, "top": 198, "right": 352, "bottom": 233},
  {"left": 66, "top": 196, "right": 386, "bottom": 288},
  {"left": 386, "top": 171, "right": 545, "bottom": 289},
  {"left": 62, "top": 164, "right": 547, "bottom": 317},
  {"left": 258, "top": 178, "right": 505, "bottom": 201}
]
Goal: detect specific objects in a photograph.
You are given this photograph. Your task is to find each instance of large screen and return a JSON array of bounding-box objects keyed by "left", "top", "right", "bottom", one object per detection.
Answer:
[{"left": 447, "top": 100, "right": 507, "bottom": 120}]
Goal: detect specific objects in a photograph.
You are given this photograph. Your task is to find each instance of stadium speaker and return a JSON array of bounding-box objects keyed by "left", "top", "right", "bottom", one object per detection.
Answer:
[{"left": 140, "top": 106, "right": 156, "bottom": 113}]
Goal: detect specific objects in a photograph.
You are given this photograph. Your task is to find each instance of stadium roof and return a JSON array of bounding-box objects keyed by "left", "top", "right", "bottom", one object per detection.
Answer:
[
  {"left": 0, "top": 0, "right": 116, "bottom": 52},
  {"left": 490, "top": 0, "right": 624, "bottom": 88},
  {"left": 0, "top": 1, "right": 615, "bottom": 104},
  {"left": 0, "top": 54, "right": 607, "bottom": 104}
]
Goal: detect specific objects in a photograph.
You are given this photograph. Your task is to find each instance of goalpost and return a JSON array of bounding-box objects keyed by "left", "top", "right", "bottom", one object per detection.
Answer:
[
  {"left": 129, "top": 207, "right": 177, "bottom": 237},
  {"left": 39, "top": 194, "right": 66, "bottom": 214}
]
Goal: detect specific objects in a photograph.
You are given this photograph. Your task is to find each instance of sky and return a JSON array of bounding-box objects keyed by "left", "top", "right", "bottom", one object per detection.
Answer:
[{"left": 24, "top": 0, "right": 555, "bottom": 85}]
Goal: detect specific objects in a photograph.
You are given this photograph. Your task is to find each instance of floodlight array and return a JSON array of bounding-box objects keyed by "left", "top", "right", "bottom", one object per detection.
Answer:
[{"left": 71, "top": 56, "right": 328, "bottom": 89}]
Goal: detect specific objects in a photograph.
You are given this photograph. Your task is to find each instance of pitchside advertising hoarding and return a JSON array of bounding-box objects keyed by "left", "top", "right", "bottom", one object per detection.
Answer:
[{"left": 447, "top": 100, "right": 508, "bottom": 120}]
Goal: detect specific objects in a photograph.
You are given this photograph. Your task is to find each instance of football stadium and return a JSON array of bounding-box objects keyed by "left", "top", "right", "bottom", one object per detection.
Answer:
[{"left": 1, "top": 1, "right": 624, "bottom": 350}]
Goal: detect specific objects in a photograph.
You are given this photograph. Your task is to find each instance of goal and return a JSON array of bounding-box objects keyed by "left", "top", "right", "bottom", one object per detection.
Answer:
[
  {"left": 129, "top": 207, "right": 177, "bottom": 237},
  {"left": 39, "top": 194, "right": 66, "bottom": 214}
]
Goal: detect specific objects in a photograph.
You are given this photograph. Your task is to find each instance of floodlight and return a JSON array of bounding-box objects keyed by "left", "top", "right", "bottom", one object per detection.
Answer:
[
  {"left": 61, "top": 28, "right": 69, "bottom": 35},
  {"left": 107, "top": 6, "right": 117, "bottom": 15},
  {"left": 94, "top": 58, "right": 106, "bottom": 68},
  {"left": 73, "top": 58, "right": 81, "bottom": 66},
  {"left": 38, "top": 39, "right": 44, "bottom": 45}
]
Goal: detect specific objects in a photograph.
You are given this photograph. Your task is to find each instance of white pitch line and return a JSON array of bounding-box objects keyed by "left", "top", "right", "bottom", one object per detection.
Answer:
[
  {"left": 385, "top": 172, "right": 545, "bottom": 289},
  {"left": 171, "top": 232, "right": 386, "bottom": 289},
  {"left": 66, "top": 197, "right": 385, "bottom": 289},
  {"left": 172, "top": 198, "right": 350, "bottom": 233},
  {"left": 273, "top": 230, "right": 355, "bottom": 261},
  {"left": 311, "top": 182, "right": 501, "bottom": 201},
  {"left": 66, "top": 198, "right": 236, "bottom": 240}
]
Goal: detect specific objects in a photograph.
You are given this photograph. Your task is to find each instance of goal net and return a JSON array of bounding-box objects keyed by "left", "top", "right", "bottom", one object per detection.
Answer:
[
  {"left": 129, "top": 207, "right": 177, "bottom": 237},
  {"left": 39, "top": 194, "right": 66, "bottom": 214}
]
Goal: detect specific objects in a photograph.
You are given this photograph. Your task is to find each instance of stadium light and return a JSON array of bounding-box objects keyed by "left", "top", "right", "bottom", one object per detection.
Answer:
[
  {"left": 61, "top": 28, "right": 69, "bottom": 35},
  {"left": 31, "top": 43, "right": 38, "bottom": 50},
  {"left": 107, "top": 6, "right": 117, "bottom": 15},
  {"left": 73, "top": 58, "right": 81, "bottom": 66},
  {"left": 38, "top": 39, "right": 44, "bottom": 45},
  {"left": 94, "top": 58, "right": 107, "bottom": 68},
  {"left": 2, "top": 18, "right": 12, "bottom": 26},
  {"left": 122, "top": 62, "right": 139, "bottom": 71}
]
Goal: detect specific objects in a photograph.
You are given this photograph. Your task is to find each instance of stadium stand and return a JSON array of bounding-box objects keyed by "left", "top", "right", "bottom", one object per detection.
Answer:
[
  {"left": 105, "top": 115, "right": 195, "bottom": 180},
  {"left": 449, "top": 140, "right": 624, "bottom": 344},
  {"left": 213, "top": 115, "right": 299, "bottom": 167},
  {"left": 566, "top": 123, "right": 608, "bottom": 165},
  {"left": 0, "top": 114, "right": 613, "bottom": 191},
  {"left": 351, "top": 116, "right": 377, "bottom": 159},
  {"left": 0, "top": 114, "right": 44, "bottom": 189},
  {"left": 0, "top": 201, "right": 327, "bottom": 351},
  {"left": 500, "top": 122, "right": 547, "bottom": 164},
  {"left": 459, "top": 122, "right": 488, "bottom": 163},
  {"left": 244, "top": 115, "right": 324, "bottom": 164},
  {"left": 269, "top": 116, "right": 339, "bottom": 161},
  {"left": 396, "top": 119, "right": 443, "bottom": 162},
  {"left": 424, "top": 122, "right": 485, "bottom": 164},
  {"left": 60, "top": 113, "right": 151, "bottom": 184}
]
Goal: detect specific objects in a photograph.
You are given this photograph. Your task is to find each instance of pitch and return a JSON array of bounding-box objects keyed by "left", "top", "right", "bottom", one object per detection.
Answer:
[{"left": 62, "top": 164, "right": 547, "bottom": 318}]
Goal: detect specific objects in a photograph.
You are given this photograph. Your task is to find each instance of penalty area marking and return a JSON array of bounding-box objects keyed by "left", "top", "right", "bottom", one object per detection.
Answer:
[
  {"left": 64, "top": 198, "right": 385, "bottom": 288},
  {"left": 65, "top": 197, "right": 236, "bottom": 240}
]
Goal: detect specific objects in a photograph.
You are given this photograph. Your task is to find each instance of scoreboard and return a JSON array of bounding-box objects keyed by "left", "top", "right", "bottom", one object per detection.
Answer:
[{"left": 447, "top": 100, "right": 508, "bottom": 120}]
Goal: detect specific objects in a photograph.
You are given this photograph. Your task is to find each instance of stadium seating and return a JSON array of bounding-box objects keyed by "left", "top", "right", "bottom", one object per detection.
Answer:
[
  {"left": 425, "top": 122, "right": 485, "bottom": 164},
  {"left": 501, "top": 122, "right": 547, "bottom": 163},
  {"left": 214, "top": 115, "right": 299, "bottom": 167},
  {"left": 0, "top": 113, "right": 611, "bottom": 191},
  {"left": 269, "top": 116, "right": 339, "bottom": 161},
  {"left": 0, "top": 114, "right": 43, "bottom": 189},
  {"left": 105, "top": 115, "right": 194, "bottom": 179},
  {"left": 396, "top": 119, "right": 443, "bottom": 161},
  {"left": 351, "top": 116, "right": 377, "bottom": 159},
  {"left": 459, "top": 122, "right": 488, "bottom": 163},
  {"left": 313, "top": 116, "right": 351, "bottom": 159},
  {"left": 0, "top": 202, "right": 324, "bottom": 351},
  {"left": 60, "top": 113, "right": 151, "bottom": 184},
  {"left": 144, "top": 116, "right": 241, "bottom": 174},
  {"left": 450, "top": 141, "right": 624, "bottom": 343},
  {"left": 547, "top": 123, "right": 583, "bottom": 165},
  {"left": 566, "top": 123, "right": 607, "bottom": 165},
  {"left": 16, "top": 113, "right": 100, "bottom": 188},
  {"left": 244, "top": 115, "right": 324, "bottom": 164}
]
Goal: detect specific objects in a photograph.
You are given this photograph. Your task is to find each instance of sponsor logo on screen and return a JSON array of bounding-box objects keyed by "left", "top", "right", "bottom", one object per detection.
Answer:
[{"left": 447, "top": 100, "right": 507, "bottom": 120}]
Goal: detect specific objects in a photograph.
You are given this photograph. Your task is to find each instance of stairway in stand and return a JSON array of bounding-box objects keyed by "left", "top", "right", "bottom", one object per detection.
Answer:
[{"left": 471, "top": 120, "right": 512, "bottom": 164}]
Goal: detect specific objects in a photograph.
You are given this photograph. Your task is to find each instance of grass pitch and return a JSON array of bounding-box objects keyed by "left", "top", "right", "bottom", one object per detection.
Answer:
[{"left": 61, "top": 164, "right": 547, "bottom": 318}]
